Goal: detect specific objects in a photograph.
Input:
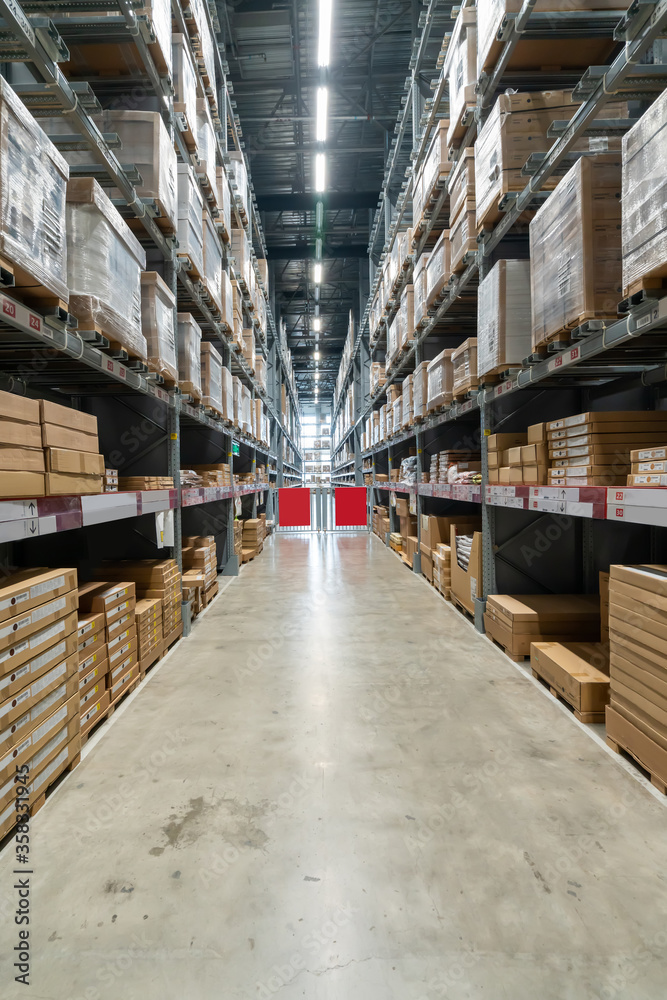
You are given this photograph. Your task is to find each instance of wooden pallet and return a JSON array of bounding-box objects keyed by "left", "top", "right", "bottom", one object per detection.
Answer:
[
  {"left": 177, "top": 252, "right": 203, "bottom": 281},
  {"left": 531, "top": 669, "right": 605, "bottom": 724},
  {"left": 487, "top": 634, "right": 529, "bottom": 663},
  {"left": 622, "top": 269, "right": 667, "bottom": 301},
  {"left": 452, "top": 377, "right": 479, "bottom": 400},
  {"left": 534, "top": 313, "right": 618, "bottom": 352},
  {"left": 174, "top": 103, "right": 197, "bottom": 151},
  {"left": 0, "top": 254, "right": 70, "bottom": 318},
  {"left": 607, "top": 733, "right": 667, "bottom": 794},
  {"left": 450, "top": 593, "right": 476, "bottom": 625},
  {"left": 606, "top": 706, "right": 667, "bottom": 794}
]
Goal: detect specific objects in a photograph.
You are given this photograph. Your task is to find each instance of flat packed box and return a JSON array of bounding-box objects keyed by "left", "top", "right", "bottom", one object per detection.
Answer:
[
  {"left": 0, "top": 629, "right": 78, "bottom": 703},
  {"left": 450, "top": 527, "right": 482, "bottom": 617},
  {"left": 0, "top": 471, "right": 46, "bottom": 498},
  {"left": 486, "top": 594, "right": 600, "bottom": 633},
  {"left": 0, "top": 659, "right": 77, "bottom": 743},
  {"left": 0, "top": 568, "right": 77, "bottom": 624},
  {"left": 80, "top": 689, "right": 110, "bottom": 733},
  {"left": 0, "top": 589, "right": 78, "bottom": 652},
  {"left": 46, "top": 448, "right": 105, "bottom": 475},
  {"left": 45, "top": 472, "right": 102, "bottom": 496},
  {"left": 477, "top": 260, "right": 532, "bottom": 378},
  {"left": 531, "top": 642, "right": 610, "bottom": 715},
  {"left": 78, "top": 581, "right": 136, "bottom": 617}
]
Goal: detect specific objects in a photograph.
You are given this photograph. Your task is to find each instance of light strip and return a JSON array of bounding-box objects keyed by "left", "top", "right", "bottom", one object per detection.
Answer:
[
  {"left": 314, "top": 263, "right": 322, "bottom": 284},
  {"left": 313, "top": 317, "right": 321, "bottom": 332},
  {"left": 318, "top": 0, "right": 333, "bottom": 67},
  {"left": 316, "top": 87, "right": 328, "bottom": 142},
  {"left": 315, "top": 153, "right": 326, "bottom": 193}
]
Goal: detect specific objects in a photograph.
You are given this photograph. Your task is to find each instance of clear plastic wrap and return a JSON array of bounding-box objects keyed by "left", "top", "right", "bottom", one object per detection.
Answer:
[
  {"left": 379, "top": 404, "right": 387, "bottom": 442},
  {"left": 177, "top": 313, "right": 202, "bottom": 400},
  {"left": 427, "top": 350, "right": 454, "bottom": 410},
  {"left": 530, "top": 155, "right": 622, "bottom": 348},
  {"left": 426, "top": 233, "right": 451, "bottom": 307},
  {"left": 452, "top": 338, "right": 478, "bottom": 393},
  {"left": 392, "top": 398, "right": 402, "bottom": 432},
  {"left": 413, "top": 253, "right": 429, "bottom": 327},
  {"left": 421, "top": 120, "right": 451, "bottom": 207},
  {"left": 221, "top": 269, "right": 234, "bottom": 331},
  {"left": 177, "top": 164, "right": 204, "bottom": 275},
  {"left": 400, "top": 455, "right": 418, "bottom": 484},
  {"left": 201, "top": 341, "right": 223, "bottom": 412},
  {"left": 241, "top": 384, "right": 251, "bottom": 434},
  {"left": 448, "top": 147, "right": 475, "bottom": 224},
  {"left": 622, "top": 87, "right": 667, "bottom": 294},
  {"left": 413, "top": 360, "right": 429, "bottom": 419},
  {"left": 0, "top": 78, "right": 69, "bottom": 301},
  {"left": 402, "top": 373, "right": 413, "bottom": 427},
  {"left": 477, "top": 260, "right": 532, "bottom": 377},
  {"left": 449, "top": 209, "right": 477, "bottom": 272},
  {"left": 255, "top": 355, "right": 267, "bottom": 390},
  {"left": 229, "top": 153, "right": 249, "bottom": 220},
  {"left": 386, "top": 312, "right": 400, "bottom": 368},
  {"left": 400, "top": 285, "right": 414, "bottom": 348},
  {"left": 196, "top": 99, "right": 217, "bottom": 198},
  {"left": 221, "top": 365, "right": 233, "bottom": 421},
  {"left": 202, "top": 209, "right": 222, "bottom": 314},
  {"left": 232, "top": 374, "right": 241, "bottom": 428},
  {"left": 172, "top": 34, "right": 197, "bottom": 134},
  {"left": 446, "top": 7, "right": 477, "bottom": 146},
  {"left": 370, "top": 362, "right": 385, "bottom": 394},
  {"left": 231, "top": 227, "right": 251, "bottom": 288},
  {"left": 372, "top": 411, "right": 380, "bottom": 446},
  {"left": 386, "top": 405, "right": 393, "bottom": 439},
  {"left": 216, "top": 166, "right": 232, "bottom": 242},
  {"left": 141, "top": 272, "right": 177, "bottom": 382},
  {"left": 66, "top": 178, "right": 146, "bottom": 357},
  {"left": 190, "top": 0, "right": 216, "bottom": 89},
  {"left": 242, "top": 328, "right": 255, "bottom": 371},
  {"left": 140, "top": 0, "right": 172, "bottom": 75}
]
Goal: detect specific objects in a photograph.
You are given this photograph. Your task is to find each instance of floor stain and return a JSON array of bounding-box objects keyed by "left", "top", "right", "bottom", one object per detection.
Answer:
[
  {"left": 171, "top": 871, "right": 181, "bottom": 879},
  {"left": 249, "top": 938, "right": 255, "bottom": 950},
  {"left": 149, "top": 847, "right": 164, "bottom": 857},
  {"left": 304, "top": 875, "right": 320, "bottom": 882},
  {"left": 523, "top": 852, "right": 552, "bottom": 894},
  {"left": 104, "top": 880, "right": 134, "bottom": 894}
]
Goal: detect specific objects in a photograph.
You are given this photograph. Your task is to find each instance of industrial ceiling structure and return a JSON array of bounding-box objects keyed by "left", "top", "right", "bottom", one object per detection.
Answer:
[{"left": 221, "top": 0, "right": 441, "bottom": 405}]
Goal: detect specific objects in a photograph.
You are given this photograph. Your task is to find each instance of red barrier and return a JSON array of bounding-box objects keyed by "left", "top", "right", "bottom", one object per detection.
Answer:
[
  {"left": 335, "top": 487, "right": 368, "bottom": 527},
  {"left": 278, "top": 487, "right": 311, "bottom": 527}
]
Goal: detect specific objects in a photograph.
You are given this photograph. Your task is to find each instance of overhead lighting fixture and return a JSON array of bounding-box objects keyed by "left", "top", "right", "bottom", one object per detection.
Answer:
[
  {"left": 313, "top": 317, "right": 321, "bottom": 332},
  {"left": 315, "top": 153, "right": 326, "bottom": 193},
  {"left": 318, "top": 0, "right": 333, "bottom": 67},
  {"left": 314, "top": 350, "right": 320, "bottom": 360},
  {"left": 314, "top": 263, "right": 322, "bottom": 284},
  {"left": 316, "top": 201, "right": 324, "bottom": 230},
  {"left": 316, "top": 87, "right": 328, "bottom": 142},
  {"left": 315, "top": 237, "right": 323, "bottom": 260},
  {"left": 315, "top": 372, "right": 320, "bottom": 381}
]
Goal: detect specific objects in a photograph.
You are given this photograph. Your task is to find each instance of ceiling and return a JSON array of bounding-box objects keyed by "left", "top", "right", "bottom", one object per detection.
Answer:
[{"left": 221, "top": 0, "right": 434, "bottom": 404}]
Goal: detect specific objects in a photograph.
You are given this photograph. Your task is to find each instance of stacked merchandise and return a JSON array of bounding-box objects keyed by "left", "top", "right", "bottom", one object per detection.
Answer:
[
  {"left": 402, "top": 374, "right": 414, "bottom": 427},
  {"left": 242, "top": 518, "right": 266, "bottom": 562},
  {"left": 372, "top": 505, "right": 390, "bottom": 540},
  {"left": 370, "top": 363, "right": 386, "bottom": 395},
  {"left": 450, "top": 523, "right": 483, "bottom": 616},
  {"left": 547, "top": 412, "right": 667, "bottom": 486},
  {"left": 118, "top": 476, "right": 175, "bottom": 490},
  {"left": 183, "top": 536, "right": 218, "bottom": 605},
  {"left": 177, "top": 314, "right": 202, "bottom": 402},
  {"left": 448, "top": 149, "right": 477, "bottom": 272},
  {"left": 413, "top": 121, "right": 450, "bottom": 226},
  {"left": 451, "top": 339, "right": 478, "bottom": 398},
  {"left": 484, "top": 595, "right": 601, "bottom": 661},
  {"left": 421, "top": 514, "right": 479, "bottom": 586},
  {"left": 488, "top": 431, "right": 529, "bottom": 486},
  {"left": 140, "top": 272, "right": 178, "bottom": 385},
  {"left": 427, "top": 350, "right": 454, "bottom": 411},
  {"left": 413, "top": 254, "right": 429, "bottom": 328},
  {"left": 395, "top": 497, "right": 417, "bottom": 554},
  {"left": 413, "top": 361, "right": 429, "bottom": 420},
  {"left": 600, "top": 570, "right": 610, "bottom": 647},
  {"left": 135, "top": 599, "right": 163, "bottom": 671},
  {"left": 390, "top": 533, "right": 403, "bottom": 554},
  {"left": 234, "top": 520, "right": 243, "bottom": 560},
  {"left": 79, "top": 581, "right": 138, "bottom": 707},
  {"left": 530, "top": 641, "right": 610, "bottom": 723},
  {"left": 399, "top": 456, "right": 418, "bottom": 484},
  {"left": 606, "top": 564, "right": 667, "bottom": 789},
  {"left": 477, "top": 261, "right": 532, "bottom": 381},
  {"left": 627, "top": 447, "right": 667, "bottom": 487},
  {"left": 77, "top": 609, "right": 108, "bottom": 729},
  {"left": 42, "top": 400, "right": 104, "bottom": 496},
  {"left": 95, "top": 560, "right": 182, "bottom": 650},
  {"left": 176, "top": 164, "right": 204, "bottom": 276},
  {"left": 103, "top": 468, "right": 118, "bottom": 493},
  {"left": 189, "top": 463, "right": 233, "bottom": 487},
  {"left": 425, "top": 233, "right": 451, "bottom": 310},
  {"left": 181, "top": 565, "right": 203, "bottom": 619},
  {"left": 0, "top": 391, "right": 45, "bottom": 498},
  {"left": 180, "top": 469, "right": 204, "bottom": 487},
  {"left": 429, "top": 454, "right": 439, "bottom": 482},
  {"left": 437, "top": 450, "right": 482, "bottom": 484},
  {"left": 0, "top": 567, "right": 80, "bottom": 838},
  {"left": 446, "top": 6, "right": 476, "bottom": 148},
  {"left": 432, "top": 544, "right": 452, "bottom": 598},
  {"left": 201, "top": 342, "right": 224, "bottom": 414}
]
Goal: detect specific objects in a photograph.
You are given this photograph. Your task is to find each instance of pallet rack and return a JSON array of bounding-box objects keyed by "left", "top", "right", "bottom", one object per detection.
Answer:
[
  {"left": 331, "top": 0, "right": 667, "bottom": 630},
  {"left": 0, "top": 0, "right": 303, "bottom": 631}
]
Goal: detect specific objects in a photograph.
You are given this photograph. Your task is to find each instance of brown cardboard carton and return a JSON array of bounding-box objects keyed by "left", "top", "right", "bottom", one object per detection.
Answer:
[
  {"left": 0, "top": 471, "right": 45, "bottom": 498},
  {"left": 78, "top": 643, "right": 108, "bottom": 676},
  {"left": 420, "top": 541, "right": 433, "bottom": 583},
  {"left": 606, "top": 704, "right": 667, "bottom": 788},
  {"left": 80, "top": 689, "right": 110, "bottom": 734},
  {"left": 0, "top": 390, "right": 40, "bottom": 425},
  {"left": 0, "top": 589, "right": 78, "bottom": 653},
  {"left": 0, "top": 661, "right": 77, "bottom": 747},
  {"left": 109, "top": 663, "right": 139, "bottom": 702},
  {"left": 0, "top": 629, "right": 78, "bottom": 702},
  {"left": 0, "top": 693, "right": 79, "bottom": 785},
  {"left": 487, "top": 432, "right": 526, "bottom": 451},
  {"left": 450, "top": 527, "right": 482, "bottom": 616},
  {"left": 0, "top": 445, "right": 44, "bottom": 472},
  {"left": 0, "top": 568, "right": 77, "bottom": 625},
  {"left": 78, "top": 581, "right": 136, "bottom": 617},
  {"left": 530, "top": 642, "right": 610, "bottom": 715},
  {"left": 45, "top": 472, "right": 102, "bottom": 496},
  {"left": 79, "top": 659, "right": 109, "bottom": 698},
  {"left": 527, "top": 423, "right": 547, "bottom": 444},
  {"left": 0, "top": 422, "right": 43, "bottom": 448},
  {"left": 46, "top": 449, "right": 105, "bottom": 475}
]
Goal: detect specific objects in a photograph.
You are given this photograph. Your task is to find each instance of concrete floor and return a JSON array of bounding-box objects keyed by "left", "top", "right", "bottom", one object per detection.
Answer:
[{"left": 1, "top": 532, "right": 667, "bottom": 999}]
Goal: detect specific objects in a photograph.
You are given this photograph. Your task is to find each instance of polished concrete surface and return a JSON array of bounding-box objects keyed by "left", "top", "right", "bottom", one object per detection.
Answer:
[{"left": 1, "top": 532, "right": 666, "bottom": 999}]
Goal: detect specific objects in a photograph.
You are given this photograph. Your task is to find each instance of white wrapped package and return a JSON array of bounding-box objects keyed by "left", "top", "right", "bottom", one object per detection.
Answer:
[
  {"left": 216, "top": 166, "right": 232, "bottom": 242},
  {"left": 172, "top": 35, "right": 197, "bottom": 136},
  {"left": 413, "top": 361, "right": 429, "bottom": 419},
  {"left": 242, "top": 328, "right": 255, "bottom": 370},
  {"left": 177, "top": 164, "right": 204, "bottom": 275},
  {"left": 426, "top": 233, "right": 451, "bottom": 307},
  {"left": 221, "top": 269, "right": 234, "bottom": 331},
  {"left": 452, "top": 339, "right": 478, "bottom": 393},
  {"left": 241, "top": 384, "right": 251, "bottom": 433},
  {"left": 141, "top": 0, "right": 172, "bottom": 75},
  {"left": 177, "top": 313, "right": 202, "bottom": 400},
  {"left": 103, "top": 111, "right": 177, "bottom": 231},
  {"left": 221, "top": 365, "right": 233, "bottom": 421},
  {"left": 189, "top": 0, "right": 216, "bottom": 90},
  {"left": 202, "top": 209, "right": 222, "bottom": 314},
  {"left": 392, "top": 398, "right": 402, "bottom": 432},
  {"left": 427, "top": 350, "right": 454, "bottom": 410},
  {"left": 201, "top": 341, "right": 223, "bottom": 412},
  {"left": 196, "top": 100, "right": 217, "bottom": 199},
  {"left": 255, "top": 355, "right": 266, "bottom": 390},
  {"left": 232, "top": 374, "right": 242, "bottom": 427},
  {"left": 477, "top": 260, "right": 532, "bottom": 378},
  {"left": 413, "top": 253, "right": 429, "bottom": 327},
  {"left": 0, "top": 78, "right": 69, "bottom": 301},
  {"left": 231, "top": 227, "right": 251, "bottom": 288},
  {"left": 400, "top": 285, "right": 414, "bottom": 348},
  {"left": 421, "top": 121, "right": 451, "bottom": 205},
  {"left": 386, "top": 313, "right": 400, "bottom": 368},
  {"left": 402, "top": 373, "right": 413, "bottom": 427},
  {"left": 66, "top": 178, "right": 146, "bottom": 357},
  {"left": 229, "top": 153, "right": 249, "bottom": 220},
  {"left": 622, "top": 87, "right": 667, "bottom": 294},
  {"left": 446, "top": 8, "right": 477, "bottom": 146},
  {"left": 141, "top": 272, "right": 177, "bottom": 382}
]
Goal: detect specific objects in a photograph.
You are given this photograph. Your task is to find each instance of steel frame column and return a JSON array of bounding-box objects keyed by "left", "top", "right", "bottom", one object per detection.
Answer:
[{"left": 413, "top": 341, "right": 423, "bottom": 575}]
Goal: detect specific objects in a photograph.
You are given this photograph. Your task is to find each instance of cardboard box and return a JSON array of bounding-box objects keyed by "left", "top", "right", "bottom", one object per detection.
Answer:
[
  {"left": 487, "top": 433, "right": 526, "bottom": 451},
  {"left": 0, "top": 422, "right": 43, "bottom": 448},
  {"left": 45, "top": 472, "right": 103, "bottom": 496},
  {"left": 109, "top": 663, "right": 139, "bottom": 702},
  {"left": 527, "top": 423, "right": 546, "bottom": 444},
  {"left": 522, "top": 465, "right": 548, "bottom": 486},
  {"left": 0, "top": 628, "right": 78, "bottom": 701},
  {"left": 0, "top": 694, "right": 79, "bottom": 786},
  {"left": 486, "top": 594, "right": 600, "bottom": 634},
  {"left": 80, "top": 689, "right": 110, "bottom": 734},
  {"left": 0, "top": 588, "right": 78, "bottom": 653},
  {"left": 107, "top": 624, "right": 137, "bottom": 657},
  {"left": 0, "top": 390, "right": 40, "bottom": 425},
  {"left": 0, "top": 445, "right": 44, "bottom": 472},
  {"left": 0, "top": 662, "right": 77, "bottom": 748},
  {"left": 108, "top": 635, "right": 138, "bottom": 671},
  {"left": 531, "top": 642, "right": 610, "bottom": 716},
  {"left": 79, "top": 659, "right": 109, "bottom": 697},
  {"left": 421, "top": 514, "right": 479, "bottom": 552},
  {"left": 521, "top": 443, "right": 548, "bottom": 466},
  {"left": 499, "top": 467, "right": 511, "bottom": 485},
  {"left": 78, "top": 581, "right": 136, "bottom": 618},
  {"left": 79, "top": 678, "right": 107, "bottom": 712},
  {"left": 46, "top": 449, "right": 105, "bottom": 475},
  {"left": 40, "top": 400, "right": 97, "bottom": 436},
  {"left": 450, "top": 528, "right": 482, "bottom": 617},
  {"left": 78, "top": 643, "right": 108, "bottom": 676},
  {"left": 0, "top": 470, "right": 45, "bottom": 498},
  {"left": 606, "top": 704, "right": 667, "bottom": 786},
  {"left": 507, "top": 446, "right": 523, "bottom": 467},
  {"left": 107, "top": 612, "right": 134, "bottom": 643},
  {"left": 0, "top": 568, "right": 77, "bottom": 625},
  {"left": 420, "top": 542, "right": 433, "bottom": 583},
  {"left": 41, "top": 424, "right": 99, "bottom": 453}
]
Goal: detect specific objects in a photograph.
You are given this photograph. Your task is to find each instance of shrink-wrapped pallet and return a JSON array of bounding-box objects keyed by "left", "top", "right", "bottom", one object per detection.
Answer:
[
  {"left": 241, "top": 384, "right": 251, "bottom": 434},
  {"left": 420, "top": 120, "right": 451, "bottom": 214},
  {"left": 66, "top": 178, "right": 146, "bottom": 357},
  {"left": 242, "top": 328, "right": 255, "bottom": 371},
  {"left": 201, "top": 342, "right": 223, "bottom": 412},
  {"left": 140, "top": 0, "right": 172, "bottom": 75},
  {"left": 221, "top": 269, "right": 234, "bottom": 332},
  {"left": 449, "top": 148, "right": 475, "bottom": 224},
  {"left": 196, "top": 99, "right": 217, "bottom": 201},
  {"left": 477, "top": 260, "right": 532, "bottom": 378},
  {"left": 413, "top": 253, "right": 429, "bottom": 327},
  {"left": 402, "top": 374, "right": 413, "bottom": 427},
  {"left": 621, "top": 88, "right": 667, "bottom": 295},
  {"left": 229, "top": 153, "right": 249, "bottom": 221},
  {"left": 427, "top": 350, "right": 454, "bottom": 410},
  {"left": 216, "top": 166, "right": 232, "bottom": 243},
  {"left": 0, "top": 78, "right": 69, "bottom": 302},
  {"left": 426, "top": 233, "right": 451, "bottom": 308},
  {"left": 231, "top": 227, "right": 251, "bottom": 289},
  {"left": 255, "top": 355, "right": 266, "bottom": 391},
  {"left": 450, "top": 208, "right": 477, "bottom": 273},
  {"left": 400, "top": 285, "right": 414, "bottom": 350},
  {"left": 141, "top": 272, "right": 177, "bottom": 383},
  {"left": 221, "top": 365, "right": 233, "bottom": 422},
  {"left": 202, "top": 209, "right": 222, "bottom": 314},
  {"left": 452, "top": 339, "right": 478, "bottom": 396},
  {"left": 413, "top": 360, "right": 429, "bottom": 420},
  {"left": 177, "top": 313, "right": 202, "bottom": 400},
  {"left": 172, "top": 35, "right": 197, "bottom": 138},
  {"left": 530, "top": 155, "right": 622, "bottom": 348},
  {"left": 177, "top": 164, "right": 204, "bottom": 276},
  {"left": 386, "top": 311, "right": 402, "bottom": 369},
  {"left": 446, "top": 7, "right": 477, "bottom": 147},
  {"left": 232, "top": 375, "right": 241, "bottom": 427}
]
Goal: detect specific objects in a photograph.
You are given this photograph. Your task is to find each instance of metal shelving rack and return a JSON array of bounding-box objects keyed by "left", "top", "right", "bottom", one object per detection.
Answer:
[
  {"left": 0, "top": 0, "right": 302, "bottom": 628},
  {"left": 332, "top": 0, "right": 667, "bottom": 630}
]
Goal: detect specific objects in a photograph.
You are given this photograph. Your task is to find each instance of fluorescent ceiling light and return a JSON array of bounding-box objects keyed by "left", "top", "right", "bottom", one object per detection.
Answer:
[
  {"left": 314, "top": 263, "right": 322, "bottom": 284},
  {"left": 315, "top": 372, "right": 320, "bottom": 381},
  {"left": 316, "top": 201, "right": 324, "bottom": 229},
  {"left": 314, "top": 350, "right": 320, "bottom": 360},
  {"left": 313, "top": 317, "right": 321, "bottom": 332},
  {"left": 315, "top": 153, "right": 326, "bottom": 193},
  {"left": 318, "top": 0, "right": 333, "bottom": 67},
  {"left": 316, "top": 87, "right": 328, "bottom": 142},
  {"left": 315, "top": 237, "right": 323, "bottom": 260}
]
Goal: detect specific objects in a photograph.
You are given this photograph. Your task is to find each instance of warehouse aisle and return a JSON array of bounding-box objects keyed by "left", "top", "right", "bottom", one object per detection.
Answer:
[{"left": 2, "top": 533, "right": 667, "bottom": 1000}]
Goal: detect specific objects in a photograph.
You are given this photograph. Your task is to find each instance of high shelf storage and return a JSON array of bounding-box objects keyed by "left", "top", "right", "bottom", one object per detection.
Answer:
[
  {"left": 0, "top": 0, "right": 302, "bottom": 628},
  {"left": 331, "top": 0, "right": 667, "bottom": 628}
]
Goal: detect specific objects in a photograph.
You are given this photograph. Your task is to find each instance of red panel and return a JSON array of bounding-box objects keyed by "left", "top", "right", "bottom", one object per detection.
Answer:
[
  {"left": 278, "top": 487, "right": 311, "bottom": 527},
  {"left": 335, "top": 487, "right": 368, "bottom": 527}
]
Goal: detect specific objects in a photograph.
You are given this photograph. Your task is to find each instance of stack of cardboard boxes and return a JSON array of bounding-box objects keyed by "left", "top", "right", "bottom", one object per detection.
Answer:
[
  {"left": 606, "top": 564, "right": 667, "bottom": 789},
  {"left": 488, "top": 427, "right": 548, "bottom": 487},
  {"left": 0, "top": 567, "right": 80, "bottom": 838},
  {"left": 234, "top": 520, "right": 243, "bottom": 561},
  {"left": 135, "top": 598, "right": 163, "bottom": 668},
  {"left": 372, "top": 505, "right": 390, "bottom": 540},
  {"left": 103, "top": 468, "right": 119, "bottom": 492},
  {"left": 118, "top": 476, "right": 175, "bottom": 490},
  {"left": 93, "top": 559, "right": 182, "bottom": 658},
  {"left": 420, "top": 514, "right": 479, "bottom": 587},
  {"left": 183, "top": 536, "right": 218, "bottom": 606},
  {"left": 242, "top": 518, "right": 265, "bottom": 562},
  {"left": 484, "top": 594, "right": 601, "bottom": 661},
  {"left": 548, "top": 412, "right": 667, "bottom": 486},
  {"left": 530, "top": 641, "right": 610, "bottom": 723},
  {"left": 79, "top": 581, "right": 138, "bottom": 705},
  {"left": 432, "top": 544, "right": 452, "bottom": 598},
  {"left": 77, "top": 610, "right": 108, "bottom": 731},
  {"left": 627, "top": 447, "right": 667, "bottom": 487}
]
